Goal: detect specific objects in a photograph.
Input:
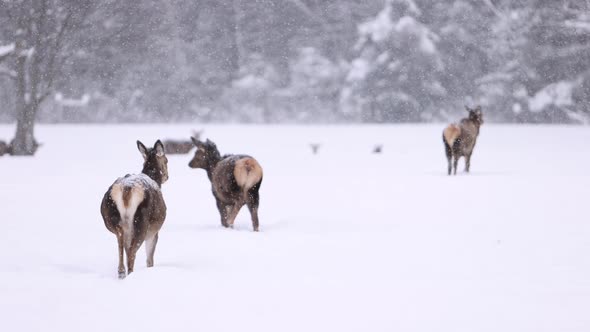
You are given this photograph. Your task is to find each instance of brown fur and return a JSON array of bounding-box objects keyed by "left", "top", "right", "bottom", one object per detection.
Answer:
[
  {"left": 163, "top": 140, "right": 194, "bottom": 154},
  {"left": 0, "top": 141, "right": 10, "bottom": 156},
  {"left": 162, "top": 130, "right": 203, "bottom": 154},
  {"left": 189, "top": 138, "right": 263, "bottom": 231},
  {"left": 101, "top": 140, "right": 168, "bottom": 279},
  {"left": 443, "top": 106, "right": 484, "bottom": 175}
]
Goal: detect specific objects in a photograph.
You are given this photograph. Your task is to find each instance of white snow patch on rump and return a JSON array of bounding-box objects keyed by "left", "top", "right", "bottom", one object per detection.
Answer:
[
  {"left": 111, "top": 183, "right": 145, "bottom": 248},
  {"left": 110, "top": 174, "right": 156, "bottom": 248}
]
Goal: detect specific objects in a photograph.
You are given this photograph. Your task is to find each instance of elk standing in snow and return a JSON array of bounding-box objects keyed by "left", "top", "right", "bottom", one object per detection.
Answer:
[
  {"left": 101, "top": 140, "right": 168, "bottom": 278},
  {"left": 188, "top": 138, "right": 263, "bottom": 231},
  {"left": 0, "top": 141, "right": 10, "bottom": 156},
  {"left": 162, "top": 130, "right": 203, "bottom": 154},
  {"left": 443, "top": 106, "right": 484, "bottom": 175},
  {"left": 310, "top": 143, "right": 321, "bottom": 155},
  {"left": 162, "top": 140, "right": 194, "bottom": 154},
  {"left": 373, "top": 144, "right": 383, "bottom": 154}
]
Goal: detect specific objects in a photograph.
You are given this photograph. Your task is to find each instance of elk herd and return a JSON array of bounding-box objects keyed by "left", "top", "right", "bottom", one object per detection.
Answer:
[{"left": 101, "top": 106, "right": 483, "bottom": 278}]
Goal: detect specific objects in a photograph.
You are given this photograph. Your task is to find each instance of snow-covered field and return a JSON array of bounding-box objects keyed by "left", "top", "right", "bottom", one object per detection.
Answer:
[{"left": 0, "top": 124, "right": 589, "bottom": 332}]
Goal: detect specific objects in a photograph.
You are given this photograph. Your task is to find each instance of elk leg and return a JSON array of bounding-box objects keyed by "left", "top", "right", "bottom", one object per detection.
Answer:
[
  {"left": 216, "top": 199, "right": 229, "bottom": 227},
  {"left": 126, "top": 210, "right": 149, "bottom": 274},
  {"left": 453, "top": 155, "right": 459, "bottom": 175},
  {"left": 465, "top": 154, "right": 471, "bottom": 173},
  {"left": 116, "top": 229, "right": 126, "bottom": 279},
  {"left": 226, "top": 204, "right": 242, "bottom": 229},
  {"left": 126, "top": 240, "right": 139, "bottom": 275},
  {"left": 446, "top": 153, "right": 452, "bottom": 176},
  {"left": 145, "top": 232, "right": 158, "bottom": 268},
  {"left": 444, "top": 138, "right": 452, "bottom": 176},
  {"left": 247, "top": 188, "right": 260, "bottom": 232}
]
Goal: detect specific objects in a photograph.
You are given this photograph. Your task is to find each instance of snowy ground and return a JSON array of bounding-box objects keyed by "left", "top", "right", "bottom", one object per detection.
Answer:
[{"left": 0, "top": 124, "right": 589, "bottom": 332}]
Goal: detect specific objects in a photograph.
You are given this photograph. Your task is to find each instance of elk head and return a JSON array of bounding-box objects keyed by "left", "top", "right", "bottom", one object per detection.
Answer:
[
  {"left": 137, "top": 140, "right": 169, "bottom": 184},
  {"left": 188, "top": 137, "right": 221, "bottom": 170},
  {"left": 465, "top": 105, "right": 484, "bottom": 124}
]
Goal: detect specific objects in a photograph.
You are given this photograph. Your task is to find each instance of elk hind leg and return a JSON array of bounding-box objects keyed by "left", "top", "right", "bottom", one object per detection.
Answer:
[
  {"left": 126, "top": 212, "right": 149, "bottom": 274},
  {"left": 226, "top": 203, "right": 242, "bottom": 229},
  {"left": 125, "top": 241, "right": 138, "bottom": 275},
  {"left": 444, "top": 138, "right": 452, "bottom": 176},
  {"left": 145, "top": 232, "right": 158, "bottom": 268},
  {"left": 216, "top": 199, "right": 229, "bottom": 228},
  {"left": 116, "top": 229, "right": 126, "bottom": 279},
  {"left": 453, "top": 155, "right": 459, "bottom": 175},
  {"left": 246, "top": 187, "right": 261, "bottom": 232}
]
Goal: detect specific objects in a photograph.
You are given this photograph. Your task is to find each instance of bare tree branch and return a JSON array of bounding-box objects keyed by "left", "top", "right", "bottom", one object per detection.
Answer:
[
  {"left": 37, "top": 7, "right": 75, "bottom": 104},
  {"left": 0, "top": 43, "right": 15, "bottom": 62},
  {"left": 482, "top": 0, "right": 505, "bottom": 19},
  {"left": 0, "top": 66, "right": 17, "bottom": 79},
  {"left": 286, "top": 0, "right": 329, "bottom": 30}
]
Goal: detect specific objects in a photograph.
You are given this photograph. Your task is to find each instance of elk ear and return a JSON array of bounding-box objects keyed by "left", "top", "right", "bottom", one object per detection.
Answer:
[
  {"left": 205, "top": 138, "right": 217, "bottom": 149},
  {"left": 191, "top": 130, "right": 203, "bottom": 140},
  {"left": 465, "top": 105, "right": 471, "bottom": 112},
  {"left": 137, "top": 140, "right": 148, "bottom": 160},
  {"left": 475, "top": 105, "right": 482, "bottom": 114},
  {"left": 154, "top": 140, "right": 165, "bottom": 157},
  {"left": 191, "top": 136, "right": 204, "bottom": 149}
]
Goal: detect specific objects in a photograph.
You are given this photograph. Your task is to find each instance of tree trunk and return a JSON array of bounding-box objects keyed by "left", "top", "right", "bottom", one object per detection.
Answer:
[
  {"left": 12, "top": 106, "right": 37, "bottom": 156},
  {"left": 11, "top": 53, "right": 37, "bottom": 156},
  {"left": 227, "top": 0, "right": 241, "bottom": 81}
]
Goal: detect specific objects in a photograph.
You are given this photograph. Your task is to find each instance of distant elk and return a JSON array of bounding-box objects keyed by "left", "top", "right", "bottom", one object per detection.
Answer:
[
  {"left": 162, "top": 130, "right": 203, "bottom": 154},
  {"left": 0, "top": 139, "right": 40, "bottom": 156},
  {"left": 373, "top": 144, "right": 383, "bottom": 154},
  {"left": 0, "top": 141, "right": 11, "bottom": 156},
  {"left": 443, "top": 106, "right": 484, "bottom": 175},
  {"left": 310, "top": 143, "right": 321, "bottom": 154},
  {"left": 189, "top": 138, "right": 263, "bottom": 231},
  {"left": 101, "top": 140, "right": 168, "bottom": 278}
]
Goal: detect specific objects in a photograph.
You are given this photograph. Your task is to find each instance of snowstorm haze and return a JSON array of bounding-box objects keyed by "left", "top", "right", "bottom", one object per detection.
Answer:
[{"left": 0, "top": 0, "right": 589, "bottom": 124}]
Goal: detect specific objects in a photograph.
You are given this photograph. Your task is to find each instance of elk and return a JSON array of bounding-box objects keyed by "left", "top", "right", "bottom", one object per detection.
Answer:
[
  {"left": 2, "top": 139, "right": 40, "bottom": 156},
  {"left": 162, "top": 140, "right": 194, "bottom": 154},
  {"left": 100, "top": 140, "right": 168, "bottom": 279},
  {"left": 188, "top": 138, "right": 263, "bottom": 232},
  {"left": 443, "top": 105, "right": 484, "bottom": 175},
  {"left": 0, "top": 141, "right": 10, "bottom": 156},
  {"left": 310, "top": 143, "right": 321, "bottom": 154},
  {"left": 162, "top": 130, "right": 203, "bottom": 154}
]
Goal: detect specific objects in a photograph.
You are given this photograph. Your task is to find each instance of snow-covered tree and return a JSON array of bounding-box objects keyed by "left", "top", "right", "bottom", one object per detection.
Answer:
[{"left": 343, "top": 0, "right": 445, "bottom": 122}]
